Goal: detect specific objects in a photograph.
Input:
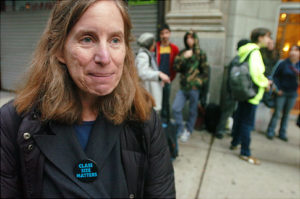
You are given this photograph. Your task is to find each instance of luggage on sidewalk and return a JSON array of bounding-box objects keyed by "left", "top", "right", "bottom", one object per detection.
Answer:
[
  {"left": 194, "top": 104, "right": 206, "bottom": 131},
  {"left": 204, "top": 103, "right": 221, "bottom": 134}
]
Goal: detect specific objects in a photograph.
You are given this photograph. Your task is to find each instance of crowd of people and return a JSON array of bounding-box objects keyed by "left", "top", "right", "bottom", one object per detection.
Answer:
[
  {"left": 0, "top": 0, "right": 299, "bottom": 197},
  {"left": 136, "top": 26, "right": 210, "bottom": 144},
  {"left": 136, "top": 26, "right": 299, "bottom": 166}
]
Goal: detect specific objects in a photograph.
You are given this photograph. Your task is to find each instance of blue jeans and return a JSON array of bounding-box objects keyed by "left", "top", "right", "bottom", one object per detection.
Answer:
[
  {"left": 267, "top": 92, "right": 297, "bottom": 138},
  {"left": 231, "top": 101, "right": 258, "bottom": 157},
  {"left": 172, "top": 89, "right": 200, "bottom": 134},
  {"left": 216, "top": 93, "right": 237, "bottom": 134}
]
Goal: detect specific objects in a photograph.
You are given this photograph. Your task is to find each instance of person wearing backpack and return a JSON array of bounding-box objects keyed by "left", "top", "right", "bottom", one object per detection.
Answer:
[
  {"left": 230, "top": 28, "right": 272, "bottom": 165},
  {"left": 215, "top": 39, "right": 251, "bottom": 139}
]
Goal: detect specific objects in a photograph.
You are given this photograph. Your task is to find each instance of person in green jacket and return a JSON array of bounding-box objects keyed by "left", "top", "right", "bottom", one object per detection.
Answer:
[{"left": 230, "top": 28, "right": 272, "bottom": 165}]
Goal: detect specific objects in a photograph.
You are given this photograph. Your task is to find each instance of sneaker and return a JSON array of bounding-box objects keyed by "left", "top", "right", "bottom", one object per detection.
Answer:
[
  {"left": 215, "top": 132, "right": 224, "bottom": 139},
  {"left": 229, "top": 145, "right": 238, "bottom": 150},
  {"left": 239, "top": 155, "right": 261, "bottom": 165},
  {"left": 278, "top": 135, "right": 288, "bottom": 142},
  {"left": 266, "top": 134, "right": 274, "bottom": 140},
  {"left": 180, "top": 129, "right": 190, "bottom": 142}
]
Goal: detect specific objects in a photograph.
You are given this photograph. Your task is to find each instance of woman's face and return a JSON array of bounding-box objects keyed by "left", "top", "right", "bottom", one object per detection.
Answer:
[
  {"left": 186, "top": 34, "right": 195, "bottom": 49},
  {"left": 58, "top": 0, "right": 126, "bottom": 97},
  {"left": 289, "top": 46, "right": 300, "bottom": 62}
]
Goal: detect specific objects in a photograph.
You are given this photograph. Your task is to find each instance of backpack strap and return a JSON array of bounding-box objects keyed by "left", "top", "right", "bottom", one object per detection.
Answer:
[
  {"left": 140, "top": 48, "right": 152, "bottom": 68},
  {"left": 243, "top": 49, "right": 257, "bottom": 63}
]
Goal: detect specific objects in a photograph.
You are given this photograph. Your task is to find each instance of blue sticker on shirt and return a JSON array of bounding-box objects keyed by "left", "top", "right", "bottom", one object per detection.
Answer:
[{"left": 74, "top": 159, "right": 98, "bottom": 182}]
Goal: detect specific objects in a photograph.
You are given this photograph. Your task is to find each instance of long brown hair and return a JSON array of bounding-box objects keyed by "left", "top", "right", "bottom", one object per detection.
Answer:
[{"left": 14, "top": 0, "right": 154, "bottom": 125}]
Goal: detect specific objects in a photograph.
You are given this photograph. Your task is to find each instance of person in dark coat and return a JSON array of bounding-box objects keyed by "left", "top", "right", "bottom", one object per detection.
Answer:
[
  {"left": 266, "top": 45, "right": 300, "bottom": 141},
  {"left": 0, "top": 0, "right": 175, "bottom": 198}
]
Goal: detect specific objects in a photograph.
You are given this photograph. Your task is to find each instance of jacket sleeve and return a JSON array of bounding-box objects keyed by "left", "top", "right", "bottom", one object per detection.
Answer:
[
  {"left": 0, "top": 102, "right": 23, "bottom": 198},
  {"left": 249, "top": 50, "right": 269, "bottom": 88},
  {"left": 136, "top": 52, "right": 160, "bottom": 81},
  {"left": 143, "top": 112, "right": 175, "bottom": 198},
  {"left": 198, "top": 50, "right": 209, "bottom": 85},
  {"left": 173, "top": 52, "right": 187, "bottom": 73}
]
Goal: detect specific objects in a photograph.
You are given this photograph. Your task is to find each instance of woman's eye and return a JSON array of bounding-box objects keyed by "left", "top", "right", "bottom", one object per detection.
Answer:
[
  {"left": 81, "top": 37, "right": 92, "bottom": 43},
  {"left": 111, "top": 38, "right": 121, "bottom": 44}
]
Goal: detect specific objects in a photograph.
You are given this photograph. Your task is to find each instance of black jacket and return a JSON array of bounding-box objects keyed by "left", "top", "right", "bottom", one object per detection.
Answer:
[{"left": 0, "top": 101, "right": 175, "bottom": 198}]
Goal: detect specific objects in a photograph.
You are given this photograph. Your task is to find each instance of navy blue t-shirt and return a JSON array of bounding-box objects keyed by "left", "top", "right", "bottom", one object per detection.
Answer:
[
  {"left": 74, "top": 121, "right": 95, "bottom": 150},
  {"left": 159, "top": 45, "right": 171, "bottom": 76}
]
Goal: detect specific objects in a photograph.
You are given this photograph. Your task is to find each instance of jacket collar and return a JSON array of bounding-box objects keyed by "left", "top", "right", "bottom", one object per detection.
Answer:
[{"left": 32, "top": 115, "right": 122, "bottom": 197}]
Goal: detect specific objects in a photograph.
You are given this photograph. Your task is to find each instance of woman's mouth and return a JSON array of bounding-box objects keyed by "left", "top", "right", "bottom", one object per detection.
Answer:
[
  {"left": 88, "top": 73, "right": 114, "bottom": 81},
  {"left": 90, "top": 73, "right": 113, "bottom": 77}
]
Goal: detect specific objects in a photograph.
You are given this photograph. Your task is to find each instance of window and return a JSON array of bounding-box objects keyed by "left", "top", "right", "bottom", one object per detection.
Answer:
[
  {"left": 1, "top": 0, "right": 55, "bottom": 12},
  {"left": 276, "top": 13, "right": 300, "bottom": 59}
]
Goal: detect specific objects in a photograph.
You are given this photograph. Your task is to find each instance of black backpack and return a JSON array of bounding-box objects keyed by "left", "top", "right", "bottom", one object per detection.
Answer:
[{"left": 229, "top": 50, "right": 258, "bottom": 101}]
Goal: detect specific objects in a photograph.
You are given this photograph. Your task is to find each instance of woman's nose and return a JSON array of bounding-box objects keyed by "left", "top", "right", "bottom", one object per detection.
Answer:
[{"left": 94, "top": 43, "right": 111, "bottom": 66}]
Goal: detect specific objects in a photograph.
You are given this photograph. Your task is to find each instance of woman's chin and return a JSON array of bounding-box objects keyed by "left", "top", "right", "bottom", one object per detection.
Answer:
[{"left": 88, "top": 87, "right": 115, "bottom": 97}]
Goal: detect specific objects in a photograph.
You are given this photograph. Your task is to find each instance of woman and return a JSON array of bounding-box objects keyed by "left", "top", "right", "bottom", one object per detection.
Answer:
[
  {"left": 230, "top": 28, "right": 272, "bottom": 165},
  {"left": 266, "top": 45, "right": 300, "bottom": 141},
  {"left": 135, "top": 32, "right": 170, "bottom": 112},
  {"left": 0, "top": 0, "right": 175, "bottom": 198},
  {"left": 172, "top": 31, "right": 209, "bottom": 142}
]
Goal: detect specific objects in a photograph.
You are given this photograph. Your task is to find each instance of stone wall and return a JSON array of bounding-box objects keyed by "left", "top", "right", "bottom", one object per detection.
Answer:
[
  {"left": 164, "top": 0, "right": 282, "bottom": 108},
  {"left": 165, "top": 0, "right": 226, "bottom": 106},
  {"left": 224, "top": 0, "right": 281, "bottom": 64}
]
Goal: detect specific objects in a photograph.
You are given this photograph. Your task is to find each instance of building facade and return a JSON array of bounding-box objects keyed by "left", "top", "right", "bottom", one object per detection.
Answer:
[{"left": 165, "top": 0, "right": 299, "bottom": 105}]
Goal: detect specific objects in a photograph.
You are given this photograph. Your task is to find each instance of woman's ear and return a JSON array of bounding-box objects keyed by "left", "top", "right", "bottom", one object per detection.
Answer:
[{"left": 56, "top": 50, "right": 66, "bottom": 64}]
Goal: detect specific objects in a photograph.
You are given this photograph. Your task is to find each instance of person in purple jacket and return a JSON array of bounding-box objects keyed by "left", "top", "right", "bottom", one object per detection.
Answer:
[{"left": 266, "top": 45, "right": 300, "bottom": 141}]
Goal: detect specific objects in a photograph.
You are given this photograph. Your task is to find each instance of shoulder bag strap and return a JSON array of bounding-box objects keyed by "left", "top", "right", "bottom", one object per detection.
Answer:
[{"left": 270, "top": 60, "right": 283, "bottom": 79}]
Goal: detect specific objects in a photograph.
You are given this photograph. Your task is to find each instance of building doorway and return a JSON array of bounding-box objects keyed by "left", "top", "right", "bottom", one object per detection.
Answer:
[{"left": 275, "top": 2, "right": 300, "bottom": 115}]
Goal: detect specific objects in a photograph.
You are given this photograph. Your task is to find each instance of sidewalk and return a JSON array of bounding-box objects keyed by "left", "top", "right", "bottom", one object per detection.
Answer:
[{"left": 174, "top": 115, "right": 300, "bottom": 199}]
